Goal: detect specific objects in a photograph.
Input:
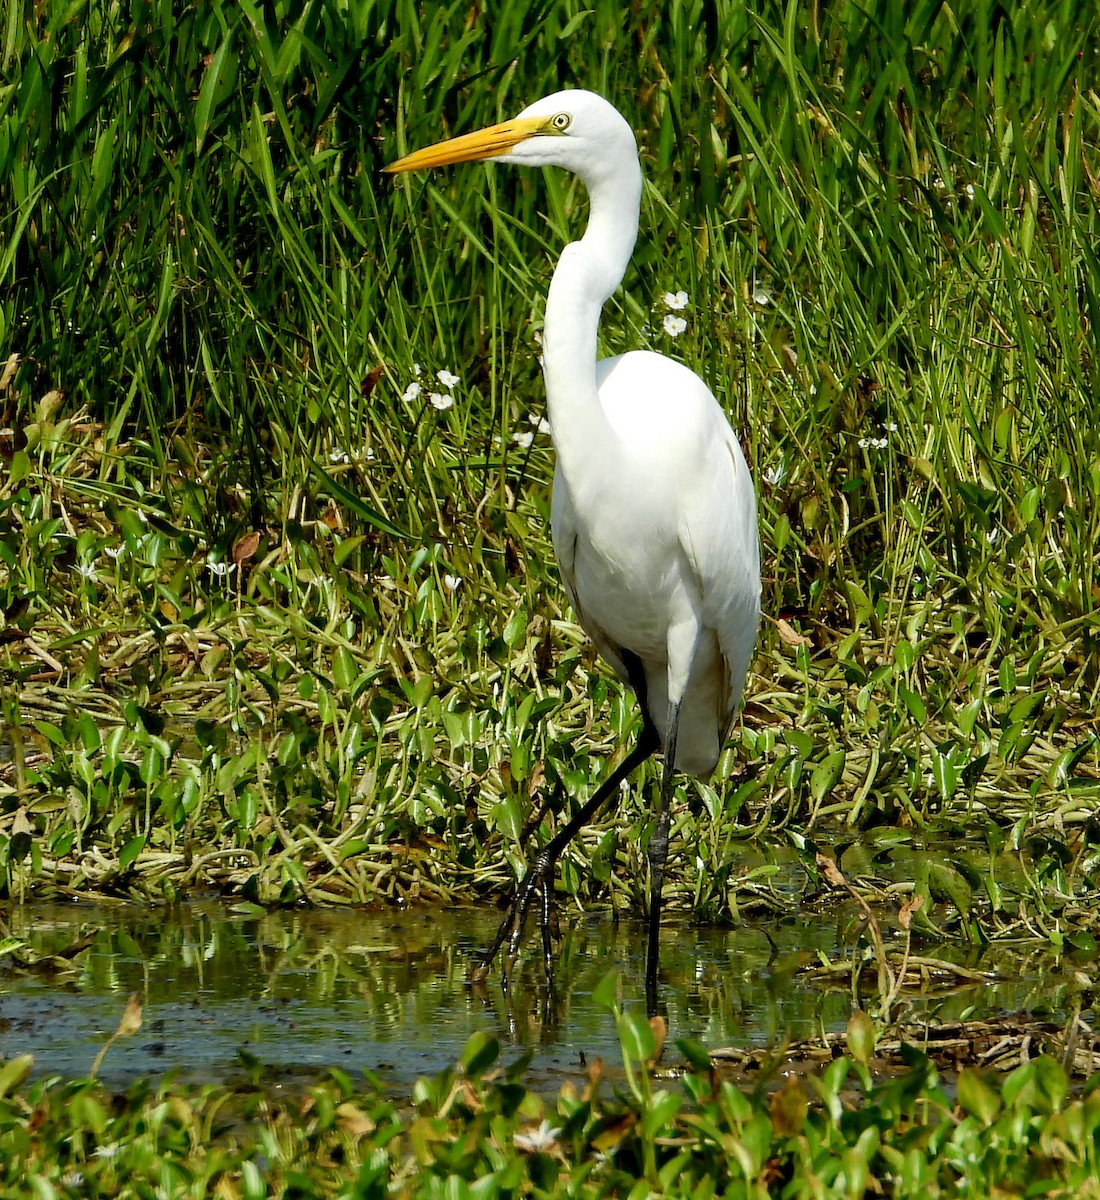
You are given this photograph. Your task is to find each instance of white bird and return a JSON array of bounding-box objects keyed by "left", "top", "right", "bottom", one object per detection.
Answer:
[{"left": 386, "top": 90, "right": 760, "bottom": 1013}]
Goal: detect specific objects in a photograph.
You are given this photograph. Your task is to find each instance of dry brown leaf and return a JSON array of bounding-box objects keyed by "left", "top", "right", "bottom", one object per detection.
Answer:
[
  {"left": 232, "top": 530, "right": 260, "bottom": 570},
  {"left": 777, "top": 618, "right": 812, "bottom": 647},
  {"left": 648, "top": 1014, "right": 667, "bottom": 1067},
  {"left": 89, "top": 992, "right": 143, "bottom": 1078},
  {"left": 336, "top": 1102, "right": 376, "bottom": 1139},
  {"left": 769, "top": 1075, "right": 808, "bottom": 1136},
  {"left": 816, "top": 852, "right": 847, "bottom": 888},
  {"left": 0, "top": 353, "right": 18, "bottom": 391},
  {"left": 898, "top": 893, "right": 925, "bottom": 930},
  {"left": 582, "top": 1055, "right": 604, "bottom": 1101},
  {"left": 360, "top": 365, "right": 383, "bottom": 398},
  {"left": 118, "top": 991, "right": 144, "bottom": 1037},
  {"left": 37, "top": 390, "right": 64, "bottom": 420}
]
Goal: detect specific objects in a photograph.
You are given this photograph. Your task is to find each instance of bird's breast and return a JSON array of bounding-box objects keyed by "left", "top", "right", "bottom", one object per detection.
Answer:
[{"left": 553, "top": 464, "right": 691, "bottom": 662}]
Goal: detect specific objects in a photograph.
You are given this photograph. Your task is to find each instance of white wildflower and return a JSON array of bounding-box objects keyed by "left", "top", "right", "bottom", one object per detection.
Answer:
[
  {"left": 764, "top": 463, "right": 785, "bottom": 486},
  {"left": 436, "top": 369, "right": 461, "bottom": 389},
  {"left": 401, "top": 381, "right": 422, "bottom": 403},
  {"left": 752, "top": 286, "right": 773, "bottom": 307},
  {"left": 207, "top": 559, "right": 236, "bottom": 578},
  {"left": 412, "top": 362, "right": 421, "bottom": 377},
  {"left": 963, "top": 183, "right": 975, "bottom": 200},
  {"left": 512, "top": 430, "right": 534, "bottom": 449},
  {"left": 662, "top": 314, "right": 687, "bottom": 338},
  {"left": 514, "top": 1120, "right": 561, "bottom": 1153},
  {"left": 443, "top": 574, "right": 461, "bottom": 591},
  {"left": 329, "top": 447, "right": 349, "bottom": 464},
  {"left": 74, "top": 562, "right": 97, "bottom": 581},
  {"left": 885, "top": 421, "right": 898, "bottom": 433},
  {"left": 986, "top": 528, "right": 999, "bottom": 544},
  {"left": 429, "top": 392, "right": 453, "bottom": 411},
  {"left": 94, "top": 1144, "right": 121, "bottom": 1160},
  {"left": 104, "top": 545, "right": 125, "bottom": 560},
  {"left": 662, "top": 290, "right": 689, "bottom": 310}
]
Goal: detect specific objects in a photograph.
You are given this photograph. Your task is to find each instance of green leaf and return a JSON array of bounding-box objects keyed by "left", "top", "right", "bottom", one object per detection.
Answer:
[
  {"left": 898, "top": 685, "right": 926, "bottom": 724},
  {"left": 193, "top": 36, "right": 236, "bottom": 154},
  {"left": 459, "top": 1030, "right": 499, "bottom": 1077},
  {"left": 119, "top": 834, "right": 145, "bottom": 871},
  {"left": 493, "top": 796, "right": 522, "bottom": 842},
  {"left": 675, "top": 1036, "right": 713, "bottom": 1074},
  {"left": 617, "top": 1010, "right": 655, "bottom": 1065},
  {"left": 810, "top": 749, "right": 845, "bottom": 804},
  {"left": 310, "top": 461, "right": 408, "bottom": 539},
  {"left": 927, "top": 861, "right": 972, "bottom": 915},
  {"left": 0, "top": 1056, "right": 34, "bottom": 1098},
  {"left": 333, "top": 646, "right": 358, "bottom": 692},
  {"left": 956, "top": 1068, "right": 1002, "bottom": 1124},
  {"left": 503, "top": 607, "right": 528, "bottom": 649},
  {"left": 1008, "top": 691, "right": 1045, "bottom": 723},
  {"left": 33, "top": 720, "right": 64, "bottom": 747},
  {"left": 591, "top": 969, "right": 619, "bottom": 1012},
  {"left": 9, "top": 449, "right": 29, "bottom": 484},
  {"left": 930, "top": 747, "right": 959, "bottom": 801},
  {"left": 846, "top": 1009, "right": 876, "bottom": 1066},
  {"left": 333, "top": 534, "right": 368, "bottom": 567}
]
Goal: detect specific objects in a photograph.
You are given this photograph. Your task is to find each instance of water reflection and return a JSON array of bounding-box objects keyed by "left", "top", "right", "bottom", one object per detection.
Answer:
[{"left": 0, "top": 901, "right": 1065, "bottom": 1089}]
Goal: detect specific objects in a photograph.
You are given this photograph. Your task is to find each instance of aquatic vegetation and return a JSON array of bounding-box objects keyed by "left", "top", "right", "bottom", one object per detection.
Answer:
[
  {"left": 0, "top": 0, "right": 1098, "bottom": 1007},
  {"left": 1, "top": 1007, "right": 1100, "bottom": 1198},
  {"left": 2, "top": 0, "right": 1100, "bottom": 1187}
]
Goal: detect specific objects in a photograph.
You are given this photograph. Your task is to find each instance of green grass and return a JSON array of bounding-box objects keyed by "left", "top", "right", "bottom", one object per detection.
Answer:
[{"left": 2, "top": 0, "right": 1100, "bottom": 1019}]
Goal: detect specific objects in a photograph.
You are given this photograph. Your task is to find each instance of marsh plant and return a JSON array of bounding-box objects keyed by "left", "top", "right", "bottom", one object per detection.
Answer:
[{"left": 1, "top": 0, "right": 1099, "bottom": 994}]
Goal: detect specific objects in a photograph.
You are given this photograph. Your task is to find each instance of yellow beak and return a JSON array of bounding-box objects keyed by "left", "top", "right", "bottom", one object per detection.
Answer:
[{"left": 384, "top": 115, "right": 547, "bottom": 174}]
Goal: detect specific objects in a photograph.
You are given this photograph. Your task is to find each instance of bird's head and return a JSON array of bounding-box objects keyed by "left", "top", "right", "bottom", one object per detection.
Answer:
[{"left": 384, "top": 90, "right": 636, "bottom": 186}]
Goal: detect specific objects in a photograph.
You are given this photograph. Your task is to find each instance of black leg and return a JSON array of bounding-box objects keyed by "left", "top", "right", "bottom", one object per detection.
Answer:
[
  {"left": 645, "top": 698, "right": 681, "bottom": 1018},
  {"left": 476, "top": 724, "right": 660, "bottom": 982}
]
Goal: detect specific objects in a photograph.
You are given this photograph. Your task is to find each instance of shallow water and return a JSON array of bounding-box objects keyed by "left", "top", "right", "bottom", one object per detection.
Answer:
[{"left": 0, "top": 898, "right": 1060, "bottom": 1090}]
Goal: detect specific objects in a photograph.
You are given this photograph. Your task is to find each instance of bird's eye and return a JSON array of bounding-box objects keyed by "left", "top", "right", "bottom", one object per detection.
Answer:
[{"left": 550, "top": 112, "right": 571, "bottom": 132}]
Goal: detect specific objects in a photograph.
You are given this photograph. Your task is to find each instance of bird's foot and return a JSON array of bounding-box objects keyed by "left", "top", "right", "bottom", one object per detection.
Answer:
[{"left": 477, "top": 851, "right": 557, "bottom": 990}]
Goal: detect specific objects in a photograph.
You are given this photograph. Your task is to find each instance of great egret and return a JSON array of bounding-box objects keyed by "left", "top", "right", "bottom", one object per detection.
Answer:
[{"left": 386, "top": 90, "right": 760, "bottom": 1013}]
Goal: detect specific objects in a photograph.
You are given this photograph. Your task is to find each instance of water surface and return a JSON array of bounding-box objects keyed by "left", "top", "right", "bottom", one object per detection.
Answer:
[{"left": 0, "top": 899, "right": 1058, "bottom": 1090}]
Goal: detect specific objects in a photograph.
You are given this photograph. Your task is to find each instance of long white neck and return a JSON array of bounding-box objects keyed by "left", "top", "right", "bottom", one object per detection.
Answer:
[{"left": 541, "top": 160, "right": 642, "bottom": 491}]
